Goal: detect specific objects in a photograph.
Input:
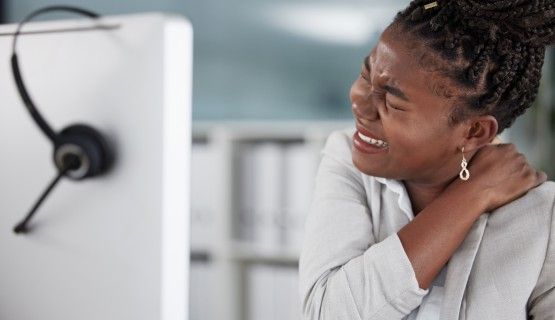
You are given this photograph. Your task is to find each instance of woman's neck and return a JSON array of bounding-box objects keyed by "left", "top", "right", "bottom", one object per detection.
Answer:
[{"left": 403, "top": 176, "right": 457, "bottom": 215}]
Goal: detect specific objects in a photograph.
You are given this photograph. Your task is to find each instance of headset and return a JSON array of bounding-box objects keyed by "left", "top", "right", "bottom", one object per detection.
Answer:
[{"left": 10, "top": 6, "right": 115, "bottom": 234}]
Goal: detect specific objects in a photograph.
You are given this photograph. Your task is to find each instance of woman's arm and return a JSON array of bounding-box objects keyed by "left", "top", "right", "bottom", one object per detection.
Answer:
[
  {"left": 397, "top": 184, "right": 487, "bottom": 290},
  {"left": 399, "top": 143, "right": 547, "bottom": 290}
]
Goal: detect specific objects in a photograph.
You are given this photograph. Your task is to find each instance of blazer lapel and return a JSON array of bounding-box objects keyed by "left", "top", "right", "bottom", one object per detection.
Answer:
[{"left": 440, "top": 213, "right": 489, "bottom": 320}]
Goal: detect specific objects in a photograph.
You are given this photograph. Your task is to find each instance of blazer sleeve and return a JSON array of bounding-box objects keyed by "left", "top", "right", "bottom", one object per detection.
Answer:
[
  {"left": 298, "top": 130, "right": 429, "bottom": 320},
  {"left": 527, "top": 184, "right": 555, "bottom": 320}
]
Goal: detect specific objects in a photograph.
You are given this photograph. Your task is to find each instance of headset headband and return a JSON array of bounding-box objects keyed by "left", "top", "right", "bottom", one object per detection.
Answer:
[{"left": 11, "top": 6, "right": 101, "bottom": 144}]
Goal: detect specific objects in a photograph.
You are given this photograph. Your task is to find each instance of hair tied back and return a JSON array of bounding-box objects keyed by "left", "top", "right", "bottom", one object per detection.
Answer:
[{"left": 517, "top": 8, "right": 555, "bottom": 29}]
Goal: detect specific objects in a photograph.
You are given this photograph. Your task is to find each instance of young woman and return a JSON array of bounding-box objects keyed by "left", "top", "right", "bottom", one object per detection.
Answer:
[{"left": 299, "top": 0, "right": 554, "bottom": 319}]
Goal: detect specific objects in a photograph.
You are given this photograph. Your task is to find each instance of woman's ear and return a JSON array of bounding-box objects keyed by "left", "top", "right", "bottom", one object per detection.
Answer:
[{"left": 461, "top": 115, "right": 499, "bottom": 151}]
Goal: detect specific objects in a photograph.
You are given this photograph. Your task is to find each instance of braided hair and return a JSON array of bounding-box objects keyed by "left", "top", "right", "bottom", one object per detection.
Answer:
[{"left": 390, "top": 0, "right": 554, "bottom": 134}]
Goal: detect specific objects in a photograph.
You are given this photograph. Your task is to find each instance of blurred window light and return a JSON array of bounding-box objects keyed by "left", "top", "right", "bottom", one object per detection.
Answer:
[{"left": 260, "top": 4, "right": 403, "bottom": 45}]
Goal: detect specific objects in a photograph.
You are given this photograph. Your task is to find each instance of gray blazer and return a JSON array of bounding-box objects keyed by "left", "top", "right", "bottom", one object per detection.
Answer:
[
  {"left": 443, "top": 181, "right": 555, "bottom": 320},
  {"left": 299, "top": 129, "right": 555, "bottom": 320}
]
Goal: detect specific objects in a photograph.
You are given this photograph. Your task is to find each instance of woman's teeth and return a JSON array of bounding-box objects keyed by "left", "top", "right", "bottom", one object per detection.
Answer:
[{"left": 358, "top": 132, "right": 389, "bottom": 148}]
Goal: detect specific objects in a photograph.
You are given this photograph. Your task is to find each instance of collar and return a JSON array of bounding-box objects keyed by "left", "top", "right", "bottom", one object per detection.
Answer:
[{"left": 374, "top": 176, "right": 415, "bottom": 220}]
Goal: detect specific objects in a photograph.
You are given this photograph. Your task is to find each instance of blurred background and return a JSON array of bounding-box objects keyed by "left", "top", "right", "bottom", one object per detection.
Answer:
[{"left": 1, "top": 1, "right": 553, "bottom": 320}]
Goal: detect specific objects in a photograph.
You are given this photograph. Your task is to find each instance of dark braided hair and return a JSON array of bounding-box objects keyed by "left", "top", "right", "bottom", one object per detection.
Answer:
[{"left": 390, "top": 0, "right": 555, "bottom": 134}]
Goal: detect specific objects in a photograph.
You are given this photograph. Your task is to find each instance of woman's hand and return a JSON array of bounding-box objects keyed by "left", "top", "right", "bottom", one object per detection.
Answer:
[{"left": 450, "top": 143, "right": 547, "bottom": 213}]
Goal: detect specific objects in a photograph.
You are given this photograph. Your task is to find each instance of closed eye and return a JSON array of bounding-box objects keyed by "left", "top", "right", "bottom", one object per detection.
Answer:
[
  {"left": 384, "top": 95, "right": 405, "bottom": 111},
  {"left": 387, "top": 102, "right": 404, "bottom": 111},
  {"left": 371, "top": 90, "right": 404, "bottom": 111}
]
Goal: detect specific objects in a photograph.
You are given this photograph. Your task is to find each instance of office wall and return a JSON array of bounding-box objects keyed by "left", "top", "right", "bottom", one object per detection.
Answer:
[{"left": 3, "top": 0, "right": 406, "bottom": 120}]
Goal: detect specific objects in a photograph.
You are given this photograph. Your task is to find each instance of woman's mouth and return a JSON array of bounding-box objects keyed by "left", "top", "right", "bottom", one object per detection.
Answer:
[
  {"left": 353, "top": 130, "right": 389, "bottom": 154},
  {"left": 356, "top": 131, "right": 389, "bottom": 148}
]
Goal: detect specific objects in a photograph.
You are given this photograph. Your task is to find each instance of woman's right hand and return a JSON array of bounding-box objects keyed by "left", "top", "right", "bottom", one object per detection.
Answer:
[{"left": 451, "top": 143, "right": 547, "bottom": 213}]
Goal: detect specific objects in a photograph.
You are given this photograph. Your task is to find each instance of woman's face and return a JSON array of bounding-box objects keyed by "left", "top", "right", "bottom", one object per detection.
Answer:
[{"left": 349, "top": 27, "right": 466, "bottom": 184}]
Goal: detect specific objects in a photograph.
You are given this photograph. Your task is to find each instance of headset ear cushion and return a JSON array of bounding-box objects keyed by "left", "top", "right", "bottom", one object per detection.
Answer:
[{"left": 54, "top": 124, "right": 113, "bottom": 179}]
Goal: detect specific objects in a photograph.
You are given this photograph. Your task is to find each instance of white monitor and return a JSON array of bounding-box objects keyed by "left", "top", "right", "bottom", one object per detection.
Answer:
[{"left": 0, "top": 12, "right": 192, "bottom": 320}]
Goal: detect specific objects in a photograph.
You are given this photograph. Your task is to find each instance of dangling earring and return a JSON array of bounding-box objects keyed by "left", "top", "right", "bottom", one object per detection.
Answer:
[{"left": 459, "top": 147, "right": 470, "bottom": 181}]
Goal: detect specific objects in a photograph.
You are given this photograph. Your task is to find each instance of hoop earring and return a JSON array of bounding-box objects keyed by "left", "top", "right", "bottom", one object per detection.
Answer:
[{"left": 459, "top": 147, "right": 470, "bottom": 181}]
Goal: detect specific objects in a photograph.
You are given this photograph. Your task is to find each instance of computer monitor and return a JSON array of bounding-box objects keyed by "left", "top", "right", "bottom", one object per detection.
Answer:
[{"left": 0, "top": 12, "right": 192, "bottom": 320}]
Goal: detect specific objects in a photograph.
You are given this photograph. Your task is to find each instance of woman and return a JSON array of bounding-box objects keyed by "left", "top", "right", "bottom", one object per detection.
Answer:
[{"left": 299, "top": 0, "right": 554, "bottom": 319}]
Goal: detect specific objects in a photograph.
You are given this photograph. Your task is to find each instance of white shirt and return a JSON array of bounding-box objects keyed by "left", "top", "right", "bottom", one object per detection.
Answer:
[{"left": 299, "top": 129, "right": 446, "bottom": 320}]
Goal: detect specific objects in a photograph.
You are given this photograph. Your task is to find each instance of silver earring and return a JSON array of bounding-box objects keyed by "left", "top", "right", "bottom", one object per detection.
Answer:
[{"left": 459, "top": 147, "right": 470, "bottom": 181}]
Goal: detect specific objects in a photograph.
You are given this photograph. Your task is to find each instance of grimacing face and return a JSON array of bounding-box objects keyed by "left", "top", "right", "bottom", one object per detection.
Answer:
[{"left": 349, "top": 27, "right": 471, "bottom": 185}]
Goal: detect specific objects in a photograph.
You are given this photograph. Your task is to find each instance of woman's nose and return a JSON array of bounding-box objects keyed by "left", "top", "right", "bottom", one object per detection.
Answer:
[{"left": 349, "top": 82, "right": 380, "bottom": 121}]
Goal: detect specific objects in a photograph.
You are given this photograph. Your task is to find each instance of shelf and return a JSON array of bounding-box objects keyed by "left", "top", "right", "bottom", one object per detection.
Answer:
[
  {"left": 191, "top": 243, "right": 300, "bottom": 266},
  {"left": 192, "top": 120, "right": 353, "bottom": 141},
  {"left": 231, "top": 242, "right": 300, "bottom": 266},
  {"left": 190, "top": 121, "right": 350, "bottom": 320},
  {"left": 190, "top": 250, "right": 212, "bottom": 263}
]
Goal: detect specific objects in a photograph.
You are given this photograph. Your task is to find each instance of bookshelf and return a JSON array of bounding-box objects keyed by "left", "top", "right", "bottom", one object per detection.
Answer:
[{"left": 190, "top": 120, "right": 352, "bottom": 320}]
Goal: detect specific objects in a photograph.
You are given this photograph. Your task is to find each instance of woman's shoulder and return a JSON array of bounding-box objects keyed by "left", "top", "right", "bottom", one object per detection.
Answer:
[
  {"left": 323, "top": 128, "right": 355, "bottom": 153},
  {"left": 321, "top": 128, "right": 356, "bottom": 166},
  {"left": 488, "top": 181, "right": 555, "bottom": 236},
  {"left": 494, "top": 181, "right": 555, "bottom": 215}
]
